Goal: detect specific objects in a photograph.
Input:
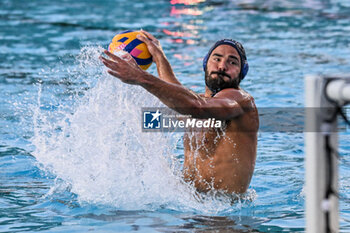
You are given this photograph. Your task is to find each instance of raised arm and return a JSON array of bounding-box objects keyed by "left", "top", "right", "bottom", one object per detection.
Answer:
[
  {"left": 140, "top": 73, "right": 246, "bottom": 120},
  {"left": 136, "top": 30, "right": 182, "bottom": 86},
  {"left": 100, "top": 50, "right": 248, "bottom": 120}
]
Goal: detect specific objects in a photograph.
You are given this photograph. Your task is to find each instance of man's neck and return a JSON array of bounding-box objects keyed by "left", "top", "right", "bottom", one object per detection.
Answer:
[
  {"left": 204, "top": 86, "right": 242, "bottom": 98},
  {"left": 204, "top": 87, "right": 213, "bottom": 98}
]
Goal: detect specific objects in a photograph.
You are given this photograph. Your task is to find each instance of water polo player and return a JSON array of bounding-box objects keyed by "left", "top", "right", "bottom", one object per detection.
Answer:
[{"left": 100, "top": 31, "right": 259, "bottom": 194}]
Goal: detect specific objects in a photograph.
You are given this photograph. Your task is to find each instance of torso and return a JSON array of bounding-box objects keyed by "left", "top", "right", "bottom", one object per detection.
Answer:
[{"left": 183, "top": 90, "right": 259, "bottom": 194}]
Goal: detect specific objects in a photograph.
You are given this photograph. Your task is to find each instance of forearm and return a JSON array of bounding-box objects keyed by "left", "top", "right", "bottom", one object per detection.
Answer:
[
  {"left": 136, "top": 31, "right": 181, "bottom": 85},
  {"left": 154, "top": 53, "right": 182, "bottom": 85},
  {"left": 140, "top": 72, "right": 203, "bottom": 115},
  {"left": 139, "top": 72, "right": 245, "bottom": 120},
  {"left": 100, "top": 49, "right": 243, "bottom": 120}
]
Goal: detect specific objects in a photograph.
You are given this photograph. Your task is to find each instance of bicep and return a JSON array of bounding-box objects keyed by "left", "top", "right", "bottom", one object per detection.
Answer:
[
  {"left": 208, "top": 98, "right": 244, "bottom": 120},
  {"left": 192, "top": 89, "right": 253, "bottom": 120},
  {"left": 192, "top": 97, "right": 244, "bottom": 120}
]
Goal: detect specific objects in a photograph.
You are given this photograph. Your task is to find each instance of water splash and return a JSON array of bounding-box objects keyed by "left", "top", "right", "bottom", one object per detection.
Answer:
[{"left": 31, "top": 46, "right": 255, "bottom": 214}]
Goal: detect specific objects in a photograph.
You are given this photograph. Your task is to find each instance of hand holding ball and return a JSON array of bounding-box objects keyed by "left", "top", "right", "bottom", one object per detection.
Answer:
[{"left": 108, "top": 30, "right": 153, "bottom": 70}]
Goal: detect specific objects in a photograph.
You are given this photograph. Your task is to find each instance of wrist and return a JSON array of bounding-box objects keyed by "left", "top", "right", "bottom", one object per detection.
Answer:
[
  {"left": 153, "top": 52, "right": 167, "bottom": 64},
  {"left": 139, "top": 72, "right": 156, "bottom": 87}
]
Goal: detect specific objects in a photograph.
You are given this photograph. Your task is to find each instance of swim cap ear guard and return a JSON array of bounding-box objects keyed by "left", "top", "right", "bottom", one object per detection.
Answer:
[{"left": 203, "top": 39, "right": 249, "bottom": 81}]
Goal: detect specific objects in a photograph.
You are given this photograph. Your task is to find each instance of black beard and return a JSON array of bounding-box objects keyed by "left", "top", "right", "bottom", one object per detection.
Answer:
[{"left": 205, "top": 70, "right": 240, "bottom": 94}]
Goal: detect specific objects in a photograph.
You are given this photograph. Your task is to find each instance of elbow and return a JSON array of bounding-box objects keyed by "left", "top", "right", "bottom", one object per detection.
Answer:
[
  {"left": 197, "top": 103, "right": 244, "bottom": 120},
  {"left": 189, "top": 104, "right": 207, "bottom": 119},
  {"left": 172, "top": 97, "right": 244, "bottom": 120},
  {"left": 187, "top": 101, "right": 223, "bottom": 119},
  {"left": 173, "top": 99, "right": 206, "bottom": 118}
]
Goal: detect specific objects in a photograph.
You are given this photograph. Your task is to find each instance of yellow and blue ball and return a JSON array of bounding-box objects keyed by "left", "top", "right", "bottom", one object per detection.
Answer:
[{"left": 108, "top": 30, "right": 153, "bottom": 70}]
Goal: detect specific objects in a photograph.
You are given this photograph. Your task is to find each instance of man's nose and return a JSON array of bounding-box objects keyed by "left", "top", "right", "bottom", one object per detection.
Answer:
[{"left": 217, "top": 60, "right": 227, "bottom": 71}]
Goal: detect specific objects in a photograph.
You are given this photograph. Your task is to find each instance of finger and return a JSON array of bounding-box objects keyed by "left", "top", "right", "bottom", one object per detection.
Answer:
[
  {"left": 136, "top": 33, "right": 151, "bottom": 45},
  {"left": 107, "top": 69, "right": 120, "bottom": 78},
  {"left": 104, "top": 50, "right": 123, "bottom": 62},
  {"left": 121, "top": 52, "right": 133, "bottom": 61},
  {"left": 137, "top": 34, "right": 158, "bottom": 52},
  {"left": 100, "top": 56, "right": 119, "bottom": 70},
  {"left": 100, "top": 55, "right": 114, "bottom": 63},
  {"left": 100, "top": 55, "right": 116, "bottom": 66},
  {"left": 140, "top": 30, "right": 157, "bottom": 41},
  {"left": 118, "top": 53, "right": 138, "bottom": 68}
]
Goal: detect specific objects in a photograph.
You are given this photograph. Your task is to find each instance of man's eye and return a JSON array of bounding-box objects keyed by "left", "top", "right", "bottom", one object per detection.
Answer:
[
  {"left": 229, "top": 61, "right": 238, "bottom": 65},
  {"left": 214, "top": 58, "right": 220, "bottom": 62}
]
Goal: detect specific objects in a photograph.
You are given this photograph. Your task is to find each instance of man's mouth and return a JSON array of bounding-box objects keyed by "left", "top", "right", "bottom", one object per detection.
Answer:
[{"left": 210, "top": 71, "right": 231, "bottom": 80}]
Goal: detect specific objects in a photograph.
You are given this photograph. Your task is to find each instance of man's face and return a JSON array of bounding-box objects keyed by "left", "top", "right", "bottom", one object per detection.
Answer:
[{"left": 205, "top": 45, "right": 241, "bottom": 93}]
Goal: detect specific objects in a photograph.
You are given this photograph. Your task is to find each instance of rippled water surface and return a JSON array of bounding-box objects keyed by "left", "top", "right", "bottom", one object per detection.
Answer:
[{"left": 1, "top": 0, "right": 350, "bottom": 232}]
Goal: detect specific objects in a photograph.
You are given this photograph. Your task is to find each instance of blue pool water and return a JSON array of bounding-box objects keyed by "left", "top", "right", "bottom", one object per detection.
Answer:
[{"left": 1, "top": 0, "right": 350, "bottom": 232}]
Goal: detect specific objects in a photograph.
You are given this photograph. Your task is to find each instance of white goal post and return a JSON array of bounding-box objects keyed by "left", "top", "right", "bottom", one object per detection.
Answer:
[{"left": 305, "top": 75, "right": 350, "bottom": 233}]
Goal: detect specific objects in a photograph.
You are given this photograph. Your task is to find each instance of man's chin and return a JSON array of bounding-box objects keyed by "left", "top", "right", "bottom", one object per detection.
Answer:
[
  {"left": 205, "top": 72, "right": 240, "bottom": 92},
  {"left": 206, "top": 81, "right": 240, "bottom": 92}
]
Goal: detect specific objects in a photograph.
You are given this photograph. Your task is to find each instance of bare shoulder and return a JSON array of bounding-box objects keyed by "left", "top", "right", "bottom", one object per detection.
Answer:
[
  {"left": 214, "top": 88, "right": 256, "bottom": 110},
  {"left": 216, "top": 88, "right": 259, "bottom": 131}
]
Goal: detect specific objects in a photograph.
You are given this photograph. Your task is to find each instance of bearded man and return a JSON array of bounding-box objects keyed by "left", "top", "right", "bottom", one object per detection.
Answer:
[{"left": 100, "top": 31, "right": 259, "bottom": 194}]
